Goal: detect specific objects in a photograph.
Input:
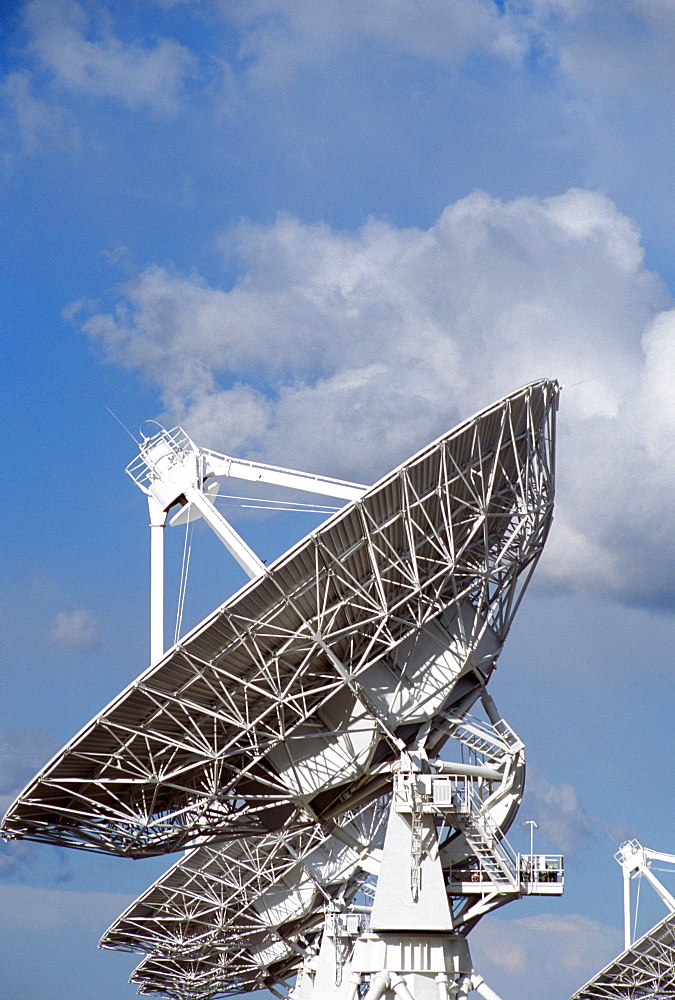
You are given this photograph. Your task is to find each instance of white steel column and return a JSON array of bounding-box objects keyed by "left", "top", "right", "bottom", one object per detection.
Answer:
[
  {"left": 471, "top": 975, "right": 504, "bottom": 1000},
  {"left": 148, "top": 496, "right": 167, "bottom": 665},
  {"left": 623, "top": 865, "right": 632, "bottom": 950}
]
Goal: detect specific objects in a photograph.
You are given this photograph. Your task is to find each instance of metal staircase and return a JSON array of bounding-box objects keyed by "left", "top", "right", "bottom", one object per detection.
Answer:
[
  {"left": 295, "top": 706, "right": 563, "bottom": 998},
  {"left": 455, "top": 805, "right": 518, "bottom": 890}
]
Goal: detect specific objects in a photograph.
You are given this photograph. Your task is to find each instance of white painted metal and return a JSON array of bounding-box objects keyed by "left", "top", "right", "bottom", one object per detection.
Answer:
[
  {"left": 570, "top": 912, "right": 675, "bottom": 999},
  {"left": 1, "top": 380, "right": 559, "bottom": 859},
  {"left": 109, "top": 701, "right": 562, "bottom": 1000},
  {"left": 2, "top": 382, "right": 563, "bottom": 1000},
  {"left": 101, "top": 799, "right": 386, "bottom": 996},
  {"left": 134, "top": 424, "right": 367, "bottom": 658},
  {"left": 148, "top": 496, "right": 167, "bottom": 666},
  {"left": 616, "top": 840, "right": 675, "bottom": 948},
  {"left": 525, "top": 820, "right": 537, "bottom": 862},
  {"left": 570, "top": 840, "right": 675, "bottom": 999},
  {"left": 299, "top": 727, "right": 520, "bottom": 1000},
  {"left": 127, "top": 424, "right": 366, "bottom": 516}
]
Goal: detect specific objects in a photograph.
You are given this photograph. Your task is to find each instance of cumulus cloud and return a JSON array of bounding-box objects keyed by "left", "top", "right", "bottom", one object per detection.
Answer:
[
  {"left": 50, "top": 608, "right": 99, "bottom": 649},
  {"left": 0, "top": 70, "right": 76, "bottom": 154},
  {"left": 75, "top": 188, "right": 675, "bottom": 607},
  {"left": 471, "top": 911, "right": 622, "bottom": 1000},
  {"left": 24, "top": 0, "right": 194, "bottom": 113}
]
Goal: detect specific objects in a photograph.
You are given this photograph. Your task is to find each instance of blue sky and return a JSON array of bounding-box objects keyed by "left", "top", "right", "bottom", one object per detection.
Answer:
[{"left": 1, "top": 1, "right": 675, "bottom": 997}]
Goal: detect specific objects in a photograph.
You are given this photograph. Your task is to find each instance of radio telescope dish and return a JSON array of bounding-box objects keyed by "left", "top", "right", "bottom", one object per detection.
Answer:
[
  {"left": 570, "top": 911, "right": 675, "bottom": 1000},
  {"left": 1, "top": 380, "right": 558, "bottom": 857},
  {"left": 102, "top": 703, "right": 563, "bottom": 1000},
  {"left": 100, "top": 798, "right": 386, "bottom": 996},
  {"left": 131, "top": 950, "right": 252, "bottom": 999}
]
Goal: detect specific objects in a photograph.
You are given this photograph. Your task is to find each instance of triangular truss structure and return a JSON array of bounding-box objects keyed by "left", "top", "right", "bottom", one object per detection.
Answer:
[
  {"left": 2, "top": 379, "right": 564, "bottom": 1000},
  {"left": 2, "top": 381, "right": 558, "bottom": 859},
  {"left": 571, "top": 841, "right": 675, "bottom": 1000},
  {"left": 98, "top": 702, "right": 563, "bottom": 998},
  {"left": 100, "top": 798, "right": 386, "bottom": 993}
]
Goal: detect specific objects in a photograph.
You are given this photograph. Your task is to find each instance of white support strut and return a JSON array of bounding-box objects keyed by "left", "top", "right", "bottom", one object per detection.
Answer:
[
  {"left": 616, "top": 839, "right": 675, "bottom": 949},
  {"left": 201, "top": 449, "right": 366, "bottom": 503},
  {"left": 148, "top": 496, "right": 167, "bottom": 666},
  {"left": 182, "top": 485, "right": 265, "bottom": 579},
  {"left": 126, "top": 424, "right": 368, "bottom": 662},
  {"left": 571, "top": 840, "right": 675, "bottom": 999}
]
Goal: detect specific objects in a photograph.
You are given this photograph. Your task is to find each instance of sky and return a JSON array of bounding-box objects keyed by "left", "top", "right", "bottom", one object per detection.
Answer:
[{"left": 1, "top": 0, "right": 675, "bottom": 997}]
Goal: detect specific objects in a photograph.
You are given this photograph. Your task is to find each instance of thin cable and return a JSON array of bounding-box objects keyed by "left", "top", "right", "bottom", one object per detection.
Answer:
[
  {"left": 214, "top": 492, "right": 340, "bottom": 513},
  {"left": 239, "top": 503, "right": 339, "bottom": 513},
  {"left": 105, "top": 406, "right": 139, "bottom": 444},
  {"left": 633, "top": 872, "right": 642, "bottom": 943},
  {"left": 175, "top": 520, "right": 193, "bottom": 645}
]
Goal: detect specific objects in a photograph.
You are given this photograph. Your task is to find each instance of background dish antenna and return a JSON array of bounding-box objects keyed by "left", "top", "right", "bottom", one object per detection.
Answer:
[{"left": 570, "top": 840, "right": 675, "bottom": 999}]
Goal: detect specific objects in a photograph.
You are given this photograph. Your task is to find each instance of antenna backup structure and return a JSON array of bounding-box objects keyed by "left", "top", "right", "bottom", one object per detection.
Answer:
[
  {"left": 2, "top": 380, "right": 563, "bottom": 999},
  {"left": 570, "top": 840, "right": 675, "bottom": 1000}
]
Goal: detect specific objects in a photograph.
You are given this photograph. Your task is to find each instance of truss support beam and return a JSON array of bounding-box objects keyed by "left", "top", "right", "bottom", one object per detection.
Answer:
[
  {"left": 148, "top": 497, "right": 167, "bottom": 665},
  {"left": 2, "top": 381, "right": 560, "bottom": 860},
  {"left": 616, "top": 839, "right": 675, "bottom": 949},
  {"left": 183, "top": 485, "right": 265, "bottom": 579},
  {"left": 314, "top": 633, "right": 405, "bottom": 753}
]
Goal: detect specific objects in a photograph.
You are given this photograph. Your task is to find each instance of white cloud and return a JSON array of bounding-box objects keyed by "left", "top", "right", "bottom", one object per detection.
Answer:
[
  {"left": 76, "top": 189, "right": 675, "bottom": 607},
  {"left": 50, "top": 608, "right": 99, "bottom": 649},
  {"left": 218, "top": 0, "right": 675, "bottom": 108},
  {"left": 521, "top": 774, "right": 591, "bottom": 855},
  {"left": 521, "top": 0, "right": 675, "bottom": 100},
  {"left": 24, "top": 0, "right": 194, "bottom": 113},
  {"left": 471, "top": 911, "right": 622, "bottom": 1000},
  {"left": 0, "top": 70, "right": 76, "bottom": 154},
  {"left": 222, "top": 0, "right": 523, "bottom": 87}
]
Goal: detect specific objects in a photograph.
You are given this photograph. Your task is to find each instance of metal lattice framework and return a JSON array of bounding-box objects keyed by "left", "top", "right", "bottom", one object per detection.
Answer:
[
  {"left": 570, "top": 911, "right": 675, "bottom": 999},
  {"left": 100, "top": 798, "right": 385, "bottom": 965},
  {"left": 102, "top": 708, "right": 563, "bottom": 1000},
  {"left": 131, "top": 950, "right": 260, "bottom": 999},
  {"left": 1, "top": 380, "right": 558, "bottom": 858}
]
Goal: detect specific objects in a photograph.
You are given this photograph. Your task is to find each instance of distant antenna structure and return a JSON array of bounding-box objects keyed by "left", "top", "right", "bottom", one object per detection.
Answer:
[
  {"left": 3, "top": 380, "right": 563, "bottom": 999},
  {"left": 570, "top": 840, "right": 675, "bottom": 1000}
]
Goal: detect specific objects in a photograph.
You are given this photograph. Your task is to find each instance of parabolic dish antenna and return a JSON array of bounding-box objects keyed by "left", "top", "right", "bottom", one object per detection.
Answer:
[
  {"left": 101, "top": 703, "right": 563, "bottom": 999},
  {"left": 100, "top": 798, "right": 386, "bottom": 996},
  {"left": 131, "top": 950, "right": 249, "bottom": 999},
  {"left": 570, "top": 911, "right": 675, "bottom": 999},
  {"left": 1, "top": 380, "right": 558, "bottom": 857}
]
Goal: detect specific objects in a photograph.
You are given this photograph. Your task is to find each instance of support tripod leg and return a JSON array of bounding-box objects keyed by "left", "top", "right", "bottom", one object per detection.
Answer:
[
  {"left": 471, "top": 974, "right": 504, "bottom": 1000},
  {"left": 390, "top": 972, "right": 415, "bottom": 999},
  {"left": 435, "top": 972, "right": 450, "bottom": 999},
  {"left": 364, "top": 971, "right": 390, "bottom": 999}
]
